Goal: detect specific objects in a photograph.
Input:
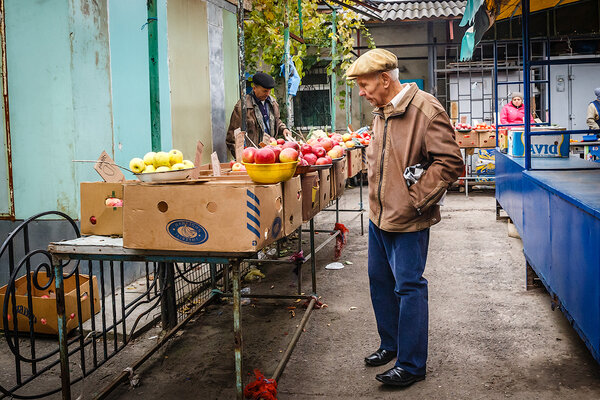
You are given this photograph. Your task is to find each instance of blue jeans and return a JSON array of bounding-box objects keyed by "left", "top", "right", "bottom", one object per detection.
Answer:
[{"left": 368, "top": 221, "right": 430, "bottom": 376}]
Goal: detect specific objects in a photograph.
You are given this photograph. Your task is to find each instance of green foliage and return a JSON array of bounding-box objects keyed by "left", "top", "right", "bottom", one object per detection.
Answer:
[{"left": 244, "top": 0, "right": 374, "bottom": 109}]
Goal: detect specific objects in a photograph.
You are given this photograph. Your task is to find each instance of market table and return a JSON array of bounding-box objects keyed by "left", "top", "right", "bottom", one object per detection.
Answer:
[{"left": 48, "top": 235, "right": 318, "bottom": 400}]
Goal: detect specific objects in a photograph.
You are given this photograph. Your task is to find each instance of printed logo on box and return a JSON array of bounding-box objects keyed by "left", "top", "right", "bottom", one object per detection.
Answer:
[
  {"left": 166, "top": 219, "right": 209, "bottom": 245},
  {"left": 271, "top": 217, "right": 282, "bottom": 238}
]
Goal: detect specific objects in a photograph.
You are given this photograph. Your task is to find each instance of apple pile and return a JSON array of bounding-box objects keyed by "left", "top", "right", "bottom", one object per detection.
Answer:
[
  {"left": 330, "top": 132, "right": 370, "bottom": 148},
  {"left": 129, "top": 149, "right": 195, "bottom": 174},
  {"left": 242, "top": 140, "right": 301, "bottom": 165},
  {"left": 474, "top": 123, "right": 495, "bottom": 131},
  {"left": 454, "top": 123, "right": 472, "bottom": 131}
]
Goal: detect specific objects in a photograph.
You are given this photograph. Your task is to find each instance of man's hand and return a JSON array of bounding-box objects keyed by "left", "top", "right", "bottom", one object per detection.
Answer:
[{"left": 283, "top": 129, "right": 292, "bottom": 139}]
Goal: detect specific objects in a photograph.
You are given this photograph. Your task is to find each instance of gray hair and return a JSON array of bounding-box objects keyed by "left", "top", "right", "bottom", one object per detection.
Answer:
[{"left": 386, "top": 68, "right": 400, "bottom": 81}]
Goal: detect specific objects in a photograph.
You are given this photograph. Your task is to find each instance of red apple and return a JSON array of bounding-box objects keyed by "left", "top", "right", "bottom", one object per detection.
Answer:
[
  {"left": 324, "top": 155, "right": 332, "bottom": 164},
  {"left": 229, "top": 160, "right": 236, "bottom": 168},
  {"left": 316, "top": 157, "right": 330, "bottom": 165},
  {"left": 255, "top": 147, "right": 276, "bottom": 164},
  {"left": 231, "top": 162, "right": 245, "bottom": 171},
  {"left": 304, "top": 153, "right": 317, "bottom": 165},
  {"left": 271, "top": 146, "right": 281, "bottom": 162},
  {"left": 301, "top": 144, "right": 313, "bottom": 155},
  {"left": 283, "top": 141, "right": 300, "bottom": 151},
  {"left": 313, "top": 146, "right": 326, "bottom": 158},
  {"left": 242, "top": 147, "right": 257, "bottom": 163},
  {"left": 279, "top": 148, "right": 299, "bottom": 163},
  {"left": 277, "top": 138, "right": 285, "bottom": 145},
  {"left": 321, "top": 138, "right": 334, "bottom": 152},
  {"left": 299, "top": 158, "right": 309, "bottom": 166}
]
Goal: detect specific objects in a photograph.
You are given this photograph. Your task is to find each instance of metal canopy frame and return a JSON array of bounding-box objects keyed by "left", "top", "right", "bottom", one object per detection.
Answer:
[{"left": 493, "top": 0, "right": 600, "bottom": 170}]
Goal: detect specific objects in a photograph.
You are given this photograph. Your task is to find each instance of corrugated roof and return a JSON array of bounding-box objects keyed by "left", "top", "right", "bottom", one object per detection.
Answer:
[{"left": 362, "top": 0, "right": 466, "bottom": 22}]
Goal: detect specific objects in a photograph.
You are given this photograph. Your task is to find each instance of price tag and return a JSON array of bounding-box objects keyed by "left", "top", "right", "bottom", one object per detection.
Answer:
[
  {"left": 94, "top": 151, "right": 125, "bottom": 182},
  {"left": 189, "top": 141, "right": 204, "bottom": 180},
  {"left": 234, "top": 128, "right": 244, "bottom": 162},
  {"left": 211, "top": 152, "right": 221, "bottom": 176}
]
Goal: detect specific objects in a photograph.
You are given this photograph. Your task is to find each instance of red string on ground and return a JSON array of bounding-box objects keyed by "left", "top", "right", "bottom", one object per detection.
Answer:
[{"left": 244, "top": 369, "right": 278, "bottom": 400}]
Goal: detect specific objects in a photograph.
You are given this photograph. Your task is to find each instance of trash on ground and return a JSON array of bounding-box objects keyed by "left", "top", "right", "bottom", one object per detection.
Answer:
[{"left": 325, "top": 262, "right": 345, "bottom": 270}]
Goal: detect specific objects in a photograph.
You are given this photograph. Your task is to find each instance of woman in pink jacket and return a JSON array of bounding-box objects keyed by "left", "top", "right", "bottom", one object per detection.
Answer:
[{"left": 499, "top": 92, "right": 535, "bottom": 125}]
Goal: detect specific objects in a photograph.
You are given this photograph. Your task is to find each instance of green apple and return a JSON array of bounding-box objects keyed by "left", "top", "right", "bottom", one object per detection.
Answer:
[
  {"left": 168, "top": 149, "right": 184, "bottom": 165},
  {"left": 143, "top": 152, "right": 156, "bottom": 166},
  {"left": 142, "top": 165, "right": 156, "bottom": 173},
  {"left": 155, "top": 166, "right": 170, "bottom": 172},
  {"left": 182, "top": 160, "right": 195, "bottom": 169},
  {"left": 153, "top": 151, "right": 171, "bottom": 168},
  {"left": 171, "top": 163, "right": 185, "bottom": 170},
  {"left": 129, "top": 158, "right": 145, "bottom": 174}
]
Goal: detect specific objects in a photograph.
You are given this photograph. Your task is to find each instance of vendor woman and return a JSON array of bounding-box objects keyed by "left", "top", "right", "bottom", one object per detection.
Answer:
[
  {"left": 499, "top": 91, "right": 535, "bottom": 126},
  {"left": 226, "top": 72, "right": 292, "bottom": 157}
]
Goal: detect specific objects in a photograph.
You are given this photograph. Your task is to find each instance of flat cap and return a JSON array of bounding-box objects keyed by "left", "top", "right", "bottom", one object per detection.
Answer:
[
  {"left": 345, "top": 49, "right": 398, "bottom": 80},
  {"left": 252, "top": 72, "right": 276, "bottom": 89}
]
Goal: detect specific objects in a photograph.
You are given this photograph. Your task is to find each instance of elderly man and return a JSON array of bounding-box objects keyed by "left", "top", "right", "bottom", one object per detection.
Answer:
[
  {"left": 586, "top": 88, "right": 600, "bottom": 130},
  {"left": 226, "top": 72, "right": 291, "bottom": 157},
  {"left": 346, "top": 49, "right": 463, "bottom": 387}
]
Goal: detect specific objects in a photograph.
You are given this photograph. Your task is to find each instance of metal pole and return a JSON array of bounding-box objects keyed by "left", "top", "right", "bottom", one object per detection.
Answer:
[
  {"left": 54, "top": 257, "right": 71, "bottom": 400},
  {"left": 232, "top": 260, "right": 243, "bottom": 400},
  {"left": 331, "top": 8, "right": 337, "bottom": 133},
  {"left": 237, "top": 0, "right": 247, "bottom": 134},
  {"left": 309, "top": 219, "right": 316, "bottom": 295},
  {"left": 158, "top": 262, "right": 177, "bottom": 331},
  {"left": 284, "top": 0, "right": 292, "bottom": 127},
  {"left": 147, "top": 0, "right": 161, "bottom": 152},
  {"left": 523, "top": 0, "right": 532, "bottom": 170},
  {"left": 494, "top": 41, "right": 499, "bottom": 147},
  {"left": 271, "top": 297, "right": 316, "bottom": 381}
]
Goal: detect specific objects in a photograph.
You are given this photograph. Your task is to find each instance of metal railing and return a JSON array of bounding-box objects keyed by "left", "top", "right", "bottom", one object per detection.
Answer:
[{"left": 0, "top": 211, "right": 229, "bottom": 399}]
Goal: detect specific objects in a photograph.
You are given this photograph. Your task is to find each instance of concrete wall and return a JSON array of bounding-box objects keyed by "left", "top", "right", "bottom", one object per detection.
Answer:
[
  {"left": 167, "top": 0, "right": 213, "bottom": 165},
  {"left": 5, "top": 0, "right": 114, "bottom": 219},
  {"left": 108, "top": 0, "right": 173, "bottom": 177}
]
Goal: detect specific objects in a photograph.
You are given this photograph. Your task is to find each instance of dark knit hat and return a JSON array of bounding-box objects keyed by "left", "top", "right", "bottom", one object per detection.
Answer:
[{"left": 252, "top": 72, "right": 276, "bottom": 89}]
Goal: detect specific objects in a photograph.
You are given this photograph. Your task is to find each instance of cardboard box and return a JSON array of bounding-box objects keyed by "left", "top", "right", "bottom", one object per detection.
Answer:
[
  {"left": 80, "top": 182, "right": 124, "bottom": 236},
  {"left": 319, "top": 169, "right": 331, "bottom": 210},
  {"left": 332, "top": 160, "right": 346, "bottom": 199},
  {"left": 478, "top": 131, "right": 497, "bottom": 148},
  {"left": 301, "top": 172, "right": 320, "bottom": 222},
  {"left": 498, "top": 128, "right": 508, "bottom": 150},
  {"left": 0, "top": 273, "right": 100, "bottom": 335},
  {"left": 455, "top": 130, "right": 479, "bottom": 148},
  {"left": 282, "top": 176, "right": 302, "bottom": 236},
  {"left": 123, "top": 181, "right": 284, "bottom": 252},
  {"left": 347, "top": 148, "right": 363, "bottom": 178},
  {"left": 507, "top": 128, "right": 569, "bottom": 158}
]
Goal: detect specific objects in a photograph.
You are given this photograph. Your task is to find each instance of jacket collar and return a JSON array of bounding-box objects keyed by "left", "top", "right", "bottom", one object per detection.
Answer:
[
  {"left": 372, "top": 83, "right": 419, "bottom": 118},
  {"left": 246, "top": 93, "right": 274, "bottom": 109}
]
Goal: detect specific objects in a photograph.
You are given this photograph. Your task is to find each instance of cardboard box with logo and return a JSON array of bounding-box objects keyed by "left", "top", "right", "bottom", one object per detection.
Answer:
[
  {"left": 301, "top": 172, "right": 320, "bottom": 222},
  {"left": 507, "top": 127, "right": 569, "bottom": 158},
  {"left": 123, "top": 181, "right": 284, "bottom": 253},
  {"left": 318, "top": 169, "right": 331, "bottom": 210},
  {"left": 282, "top": 176, "right": 303, "bottom": 236},
  {"left": 0, "top": 273, "right": 100, "bottom": 335}
]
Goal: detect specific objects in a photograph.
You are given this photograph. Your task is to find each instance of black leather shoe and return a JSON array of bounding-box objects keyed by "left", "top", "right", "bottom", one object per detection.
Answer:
[
  {"left": 364, "top": 349, "right": 396, "bottom": 366},
  {"left": 376, "top": 366, "right": 425, "bottom": 387}
]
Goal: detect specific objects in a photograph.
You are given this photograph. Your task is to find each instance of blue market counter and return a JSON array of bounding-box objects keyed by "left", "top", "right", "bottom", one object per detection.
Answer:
[{"left": 495, "top": 150, "right": 600, "bottom": 363}]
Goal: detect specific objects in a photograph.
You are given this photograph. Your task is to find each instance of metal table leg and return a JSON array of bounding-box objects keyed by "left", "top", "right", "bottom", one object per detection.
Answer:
[
  {"left": 309, "top": 219, "right": 317, "bottom": 295},
  {"left": 54, "top": 256, "right": 72, "bottom": 400},
  {"left": 296, "top": 226, "right": 302, "bottom": 295},
  {"left": 232, "top": 259, "right": 243, "bottom": 400},
  {"left": 158, "top": 262, "right": 177, "bottom": 331}
]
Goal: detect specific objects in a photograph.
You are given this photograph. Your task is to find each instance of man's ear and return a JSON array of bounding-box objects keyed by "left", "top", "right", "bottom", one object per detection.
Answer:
[{"left": 380, "top": 72, "right": 391, "bottom": 89}]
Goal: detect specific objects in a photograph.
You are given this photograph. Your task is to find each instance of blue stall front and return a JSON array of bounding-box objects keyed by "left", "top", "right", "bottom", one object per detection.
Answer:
[{"left": 495, "top": 151, "right": 600, "bottom": 362}]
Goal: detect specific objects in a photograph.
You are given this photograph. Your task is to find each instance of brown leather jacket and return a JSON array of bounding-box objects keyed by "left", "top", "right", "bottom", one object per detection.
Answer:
[
  {"left": 367, "top": 83, "right": 464, "bottom": 232},
  {"left": 226, "top": 94, "right": 288, "bottom": 156}
]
